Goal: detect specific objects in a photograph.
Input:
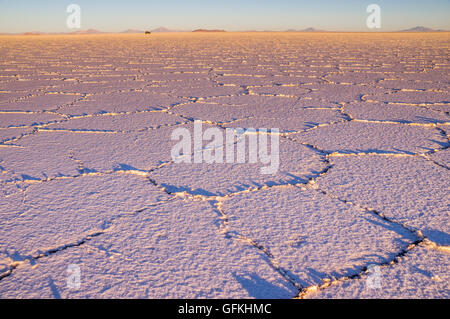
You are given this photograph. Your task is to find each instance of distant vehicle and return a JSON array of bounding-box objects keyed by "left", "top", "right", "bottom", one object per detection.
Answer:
[{"left": 145, "top": 30, "right": 151, "bottom": 34}]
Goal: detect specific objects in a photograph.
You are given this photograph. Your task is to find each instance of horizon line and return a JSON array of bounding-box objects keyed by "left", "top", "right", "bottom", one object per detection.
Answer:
[{"left": 1, "top": 26, "right": 449, "bottom": 35}]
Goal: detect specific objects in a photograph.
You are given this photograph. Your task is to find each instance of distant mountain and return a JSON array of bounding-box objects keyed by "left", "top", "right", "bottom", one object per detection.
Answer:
[
  {"left": 151, "top": 27, "right": 179, "bottom": 33},
  {"left": 122, "top": 29, "right": 143, "bottom": 34},
  {"left": 399, "top": 26, "right": 447, "bottom": 32},
  {"left": 23, "top": 32, "right": 43, "bottom": 35},
  {"left": 286, "top": 27, "right": 325, "bottom": 32},
  {"left": 192, "top": 29, "right": 226, "bottom": 32},
  {"left": 302, "top": 27, "right": 324, "bottom": 32}
]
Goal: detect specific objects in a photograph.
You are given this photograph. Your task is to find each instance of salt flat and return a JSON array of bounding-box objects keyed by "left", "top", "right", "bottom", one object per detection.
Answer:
[{"left": 0, "top": 33, "right": 448, "bottom": 298}]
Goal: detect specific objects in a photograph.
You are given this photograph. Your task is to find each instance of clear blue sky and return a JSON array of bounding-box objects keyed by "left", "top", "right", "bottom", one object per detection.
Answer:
[{"left": 0, "top": 0, "right": 449, "bottom": 33}]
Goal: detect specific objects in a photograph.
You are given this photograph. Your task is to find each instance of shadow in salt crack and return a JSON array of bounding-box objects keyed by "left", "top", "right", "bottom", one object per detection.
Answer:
[
  {"left": 414, "top": 116, "right": 450, "bottom": 125},
  {"left": 4, "top": 250, "right": 34, "bottom": 265},
  {"left": 114, "top": 163, "right": 139, "bottom": 171},
  {"left": 391, "top": 147, "right": 417, "bottom": 155},
  {"left": 159, "top": 183, "right": 218, "bottom": 196},
  {"left": 221, "top": 174, "right": 308, "bottom": 196},
  {"left": 232, "top": 272, "right": 294, "bottom": 299},
  {"left": 158, "top": 173, "right": 309, "bottom": 197},
  {"left": 410, "top": 265, "right": 434, "bottom": 278},
  {"left": 428, "top": 139, "right": 450, "bottom": 149},
  {"left": 304, "top": 121, "right": 321, "bottom": 129},
  {"left": 337, "top": 148, "right": 416, "bottom": 155},
  {"left": 423, "top": 228, "right": 450, "bottom": 246},
  {"left": 305, "top": 267, "right": 329, "bottom": 284},
  {"left": 284, "top": 172, "right": 312, "bottom": 184},
  {"left": 77, "top": 167, "right": 98, "bottom": 174},
  {"left": 20, "top": 174, "right": 41, "bottom": 182},
  {"left": 362, "top": 215, "right": 416, "bottom": 243}
]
